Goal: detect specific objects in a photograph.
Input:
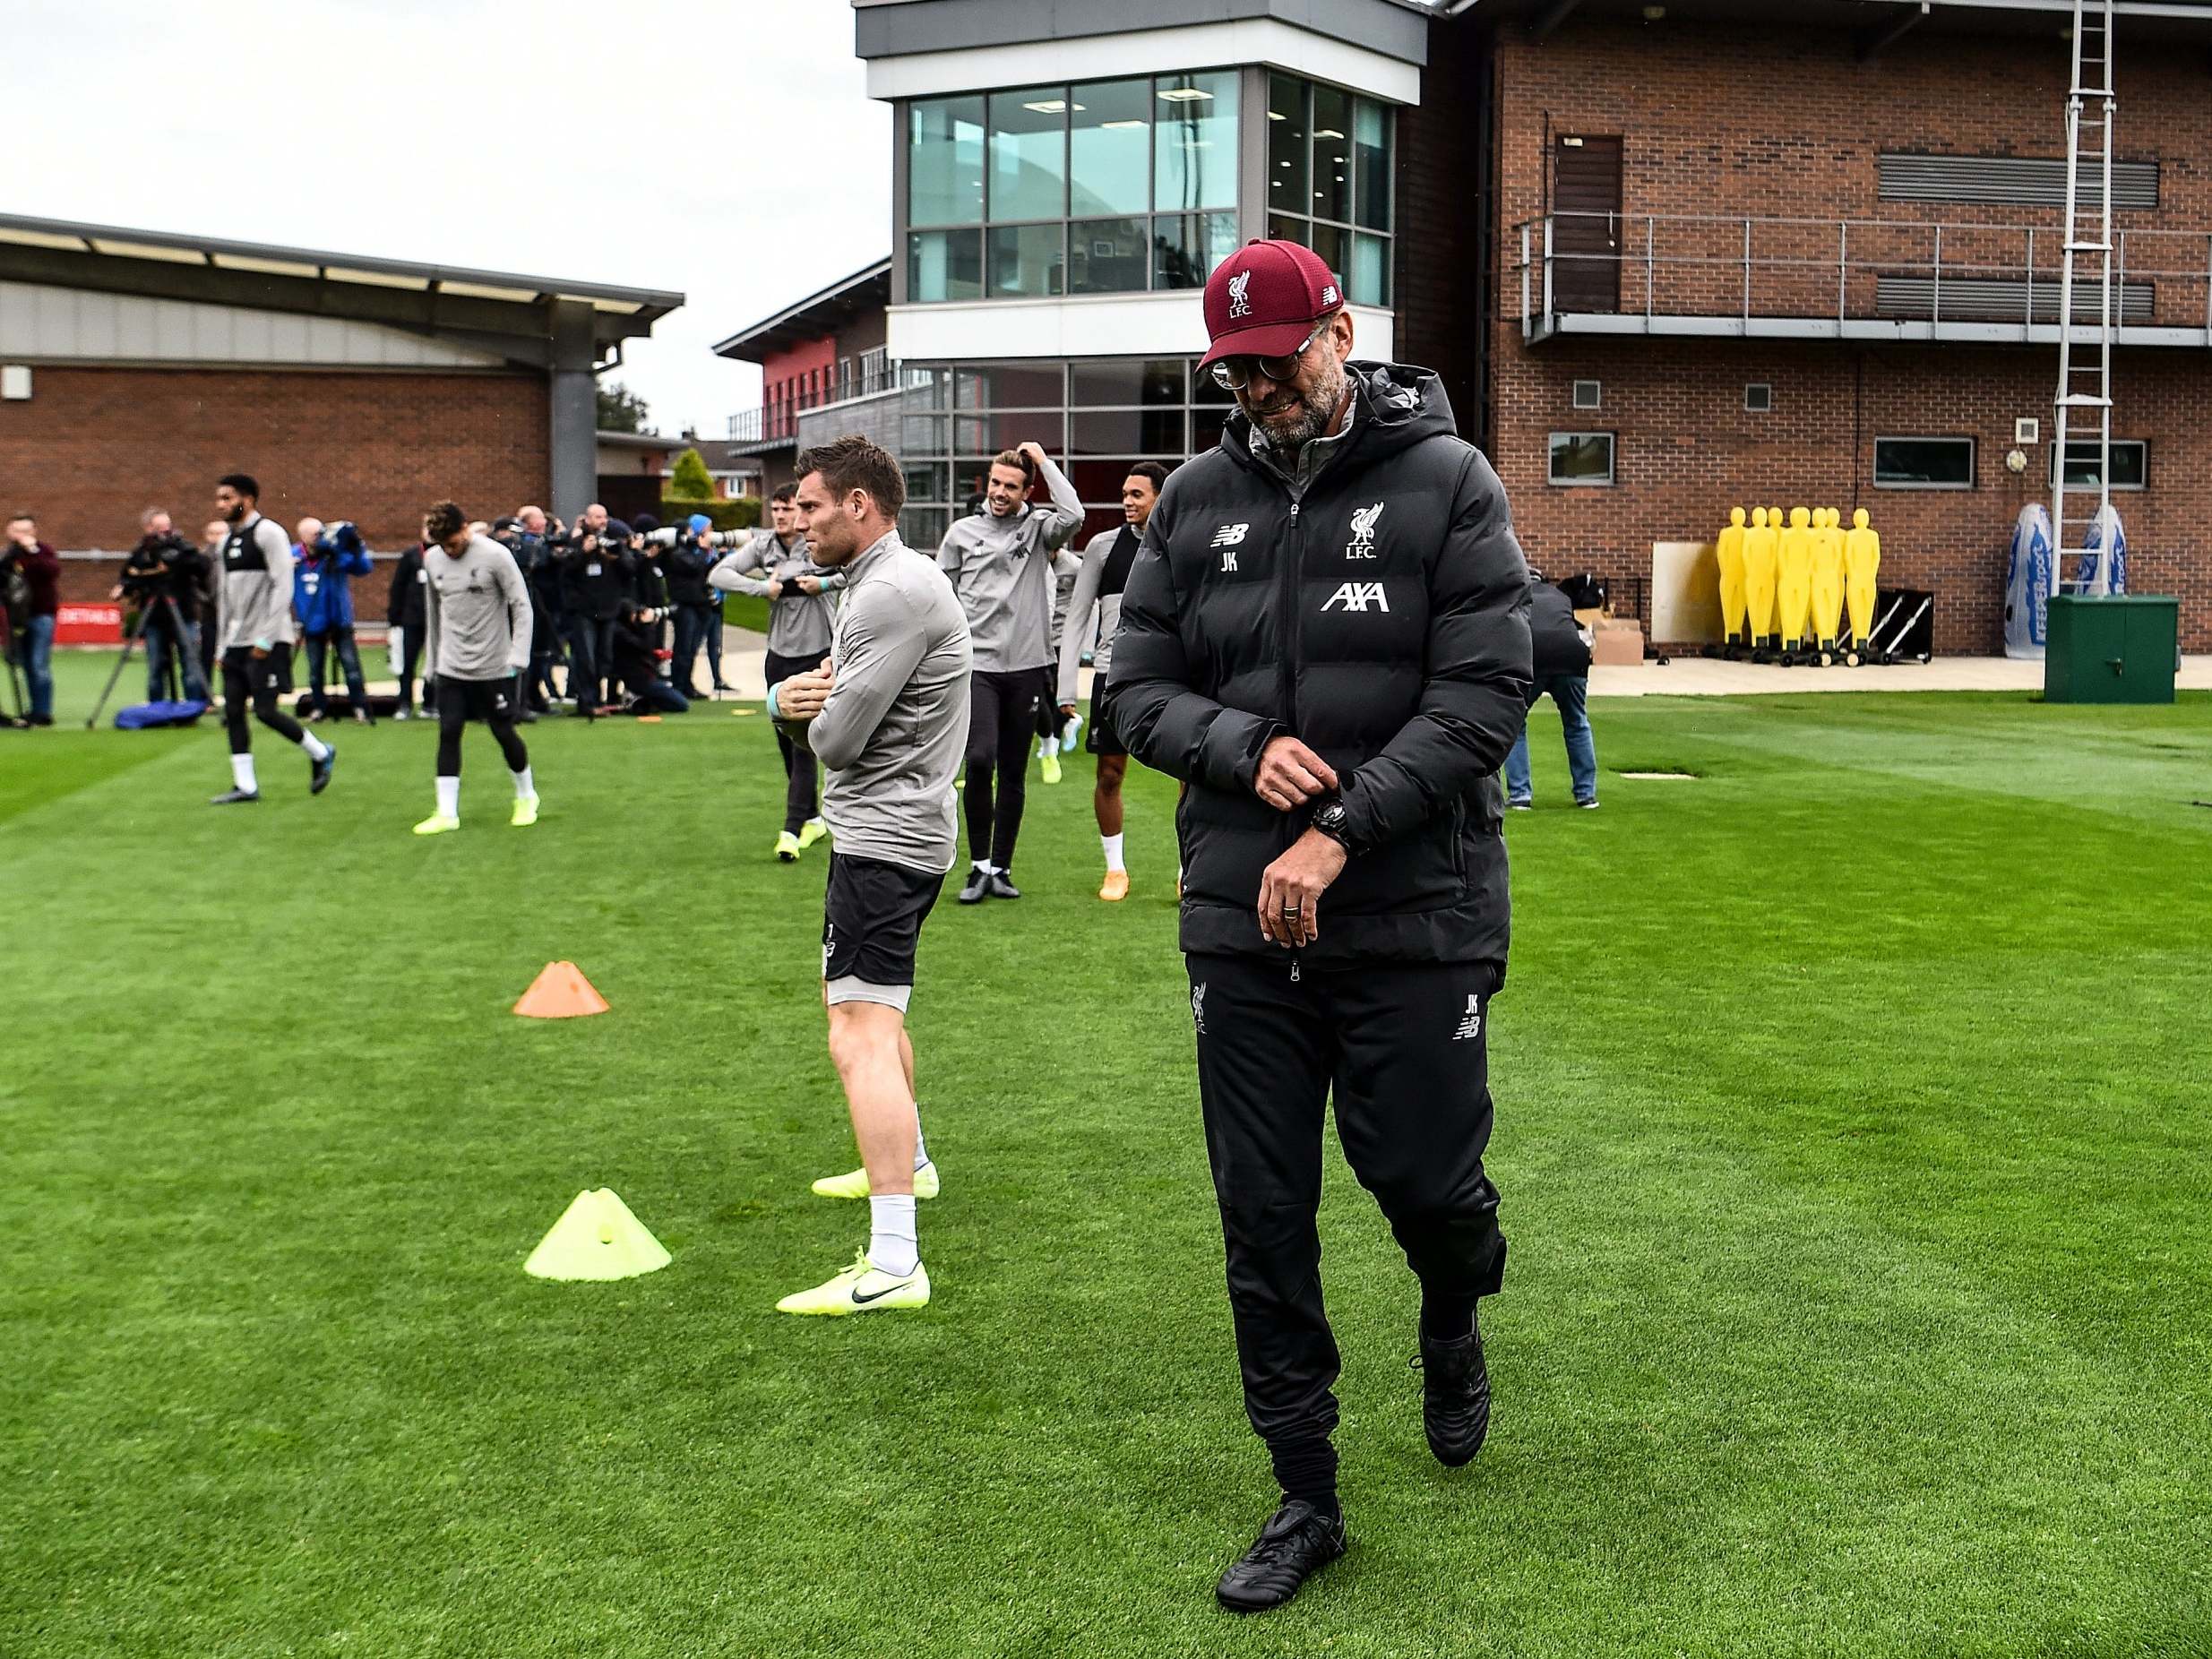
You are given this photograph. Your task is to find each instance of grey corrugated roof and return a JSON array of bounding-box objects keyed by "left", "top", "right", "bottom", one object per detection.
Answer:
[{"left": 0, "top": 211, "right": 683, "bottom": 322}]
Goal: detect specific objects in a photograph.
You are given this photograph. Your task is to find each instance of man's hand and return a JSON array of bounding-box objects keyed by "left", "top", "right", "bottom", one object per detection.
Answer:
[
  {"left": 1059, "top": 701, "right": 1078, "bottom": 720},
  {"left": 766, "top": 579, "right": 785, "bottom": 602},
  {"left": 793, "top": 574, "right": 822, "bottom": 596},
  {"left": 1252, "top": 735, "right": 1338, "bottom": 812},
  {"left": 1016, "top": 440, "right": 1047, "bottom": 469},
  {"left": 776, "top": 657, "right": 837, "bottom": 720},
  {"left": 1258, "top": 829, "right": 1348, "bottom": 950}
]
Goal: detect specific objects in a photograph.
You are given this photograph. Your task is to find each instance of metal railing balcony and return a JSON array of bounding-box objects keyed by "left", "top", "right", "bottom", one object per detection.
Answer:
[
  {"left": 1514, "top": 212, "right": 2212, "bottom": 347},
  {"left": 726, "top": 353, "right": 909, "bottom": 451}
]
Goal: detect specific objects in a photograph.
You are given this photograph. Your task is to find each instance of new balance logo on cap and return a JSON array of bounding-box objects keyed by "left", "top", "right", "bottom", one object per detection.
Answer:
[
  {"left": 1210, "top": 523, "right": 1248, "bottom": 547},
  {"left": 1321, "top": 284, "right": 1338, "bottom": 305},
  {"left": 1322, "top": 581, "right": 1389, "bottom": 614},
  {"left": 1226, "top": 270, "right": 1252, "bottom": 319}
]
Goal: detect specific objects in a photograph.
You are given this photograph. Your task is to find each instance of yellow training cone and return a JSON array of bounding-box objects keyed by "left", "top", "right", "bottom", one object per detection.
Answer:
[{"left": 524, "top": 1188, "right": 672, "bottom": 1281}]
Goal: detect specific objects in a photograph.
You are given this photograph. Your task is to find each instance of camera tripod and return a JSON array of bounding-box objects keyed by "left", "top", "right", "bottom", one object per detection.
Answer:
[{"left": 85, "top": 591, "right": 205, "bottom": 730}]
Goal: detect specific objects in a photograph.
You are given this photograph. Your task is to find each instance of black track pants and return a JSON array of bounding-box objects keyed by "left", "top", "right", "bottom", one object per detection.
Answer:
[
  {"left": 962, "top": 666, "right": 1045, "bottom": 870},
  {"left": 1185, "top": 950, "right": 1508, "bottom": 1453},
  {"left": 435, "top": 675, "right": 529, "bottom": 775},
  {"left": 221, "top": 649, "right": 306, "bottom": 753},
  {"left": 764, "top": 649, "right": 822, "bottom": 836}
]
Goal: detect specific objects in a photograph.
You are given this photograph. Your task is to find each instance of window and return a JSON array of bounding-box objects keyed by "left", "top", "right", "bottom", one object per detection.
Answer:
[
  {"left": 2053, "top": 439, "right": 2147, "bottom": 491},
  {"left": 1571, "top": 380, "right": 1602, "bottom": 410},
  {"left": 1266, "top": 73, "right": 1394, "bottom": 306},
  {"left": 1744, "top": 383, "right": 1773, "bottom": 413},
  {"left": 1873, "top": 435, "right": 1975, "bottom": 489},
  {"left": 1549, "top": 432, "right": 1615, "bottom": 486},
  {"left": 902, "top": 73, "right": 1240, "bottom": 301}
]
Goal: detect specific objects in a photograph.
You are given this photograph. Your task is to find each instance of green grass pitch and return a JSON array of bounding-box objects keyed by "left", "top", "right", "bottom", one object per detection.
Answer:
[{"left": 4, "top": 651, "right": 2209, "bottom": 1656}]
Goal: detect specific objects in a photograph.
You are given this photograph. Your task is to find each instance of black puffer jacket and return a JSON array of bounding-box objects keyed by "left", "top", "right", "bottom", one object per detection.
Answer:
[
  {"left": 1110, "top": 362, "right": 1533, "bottom": 967},
  {"left": 1528, "top": 578, "right": 1593, "bottom": 679}
]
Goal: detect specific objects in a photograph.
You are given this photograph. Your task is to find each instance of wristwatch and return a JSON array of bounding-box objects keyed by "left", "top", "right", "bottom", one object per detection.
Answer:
[{"left": 1309, "top": 795, "right": 1359, "bottom": 855}]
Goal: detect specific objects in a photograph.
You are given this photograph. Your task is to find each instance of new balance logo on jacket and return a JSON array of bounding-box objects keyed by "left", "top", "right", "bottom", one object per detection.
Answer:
[
  {"left": 1210, "top": 523, "right": 1249, "bottom": 548},
  {"left": 1322, "top": 581, "right": 1390, "bottom": 614}
]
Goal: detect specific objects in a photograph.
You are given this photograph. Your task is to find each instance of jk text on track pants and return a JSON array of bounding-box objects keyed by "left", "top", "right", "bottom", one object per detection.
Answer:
[{"left": 1185, "top": 950, "right": 1507, "bottom": 1452}]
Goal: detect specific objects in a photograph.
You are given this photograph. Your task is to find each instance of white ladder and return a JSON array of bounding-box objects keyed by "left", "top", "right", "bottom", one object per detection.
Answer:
[{"left": 2050, "top": 0, "right": 2116, "bottom": 594}]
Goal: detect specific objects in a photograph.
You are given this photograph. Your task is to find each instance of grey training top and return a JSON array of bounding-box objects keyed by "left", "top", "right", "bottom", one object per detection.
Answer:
[
  {"left": 1055, "top": 527, "right": 1132, "bottom": 708},
  {"left": 218, "top": 513, "right": 297, "bottom": 650},
  {"left": 710, "top": 530, "right": 846, "bottom": 658},
  {"left": 934, "top": 453, "right": 1082, "bottom": 673},
  {"left": 424, "top": 534, "right": 532, "bottom": 681},
  {"left": 778, "top": 530, "right": 972, "bottom": 874}
]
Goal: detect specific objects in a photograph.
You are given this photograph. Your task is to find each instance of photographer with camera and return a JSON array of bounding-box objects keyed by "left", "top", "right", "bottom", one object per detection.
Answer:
[
  {"left": 664, "top": 512, "right": 723, "bottom": 701},
  {"left": 114, "top": 508, "right": 209, "bottom": 702},
  {"left": 510, "top": 506, "right": 563, "bottom": 713},
  {"left": 293, "top": 517, "right": 374, "bottom": 724},
  {"left": 2, "top": 513, "right": 60, "bottom": 726},
  {"left": 555, "top": 503, "right": 629, "bottom": 714}
]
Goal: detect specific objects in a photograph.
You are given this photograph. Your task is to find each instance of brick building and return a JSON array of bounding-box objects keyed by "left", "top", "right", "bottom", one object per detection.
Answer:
[
  {"left": 725, "top": 0, "right": 2211, "bottom": 649},
  {"left": 0, "top": 214, "right": 681, "bottom": 598}
]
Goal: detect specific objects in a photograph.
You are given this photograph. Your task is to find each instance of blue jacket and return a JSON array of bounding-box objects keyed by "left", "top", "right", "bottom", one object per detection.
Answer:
[{"left": 293, "top": 531, "right": 373, "bottom": 632}]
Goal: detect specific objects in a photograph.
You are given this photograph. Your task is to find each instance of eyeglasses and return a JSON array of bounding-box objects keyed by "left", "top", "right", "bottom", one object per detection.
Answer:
[{"left": 1209, "top": 316, "right": 1333, "bottom": 391}]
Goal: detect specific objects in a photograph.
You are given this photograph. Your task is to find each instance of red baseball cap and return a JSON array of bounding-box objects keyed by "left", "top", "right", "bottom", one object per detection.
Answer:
[{"left": 1198, "top": 239, "right": 1344, "bottom": 369}]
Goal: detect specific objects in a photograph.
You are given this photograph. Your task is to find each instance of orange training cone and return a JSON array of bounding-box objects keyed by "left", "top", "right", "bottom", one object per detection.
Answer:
[{"left": 513, "top": 960, "right": 609, "bottom": 1019}]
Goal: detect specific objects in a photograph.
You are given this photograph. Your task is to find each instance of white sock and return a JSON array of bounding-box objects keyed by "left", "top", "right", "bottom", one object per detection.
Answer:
[
  {"left": 806, "top": 815, "right": 825, "bottom": 832},
  {"left": 512, "top": 765, "right": 534, "bottom": 799},
  {"left": 867, "top": 1194, "right": 919, "bottom": 1276},
  {"left": 913, "top": 1110, "right": 930, "bottom": 1172},
  {"left": 1037, "top": 738, "right": 1054, "bottom": 761},
  {"left": 435, "top": 776, "right": 460, "bottom": 819},
  {"left": 230, "top": 753, "right": 257, "bottom": 793},
  {"left": 1102, "top": 832, "right": 1126, "bottom": 872},
  {"left": 298, "top": 731, "right": 331, "bottom": 761},
  {"left": 973, "top": 858, "right": 992, "bottom": 873}
]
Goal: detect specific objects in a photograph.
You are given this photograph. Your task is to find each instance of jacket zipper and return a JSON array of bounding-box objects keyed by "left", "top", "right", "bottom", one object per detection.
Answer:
[{"left": 1284, "top": 495, "right": 1304, "bottom": 987}]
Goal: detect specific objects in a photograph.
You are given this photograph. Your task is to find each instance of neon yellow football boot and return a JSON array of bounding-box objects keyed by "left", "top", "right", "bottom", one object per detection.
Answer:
[
  {"left": 811, "top": 1161, "right": 940, "bottom": 1200},
  {"left": 413, "top": 813, "right": 460, "bottom": 837},
  {"left": 797, "top": 817, "right": 830, "bottom": 850},
  {"left": 775, "top": 1252, "right": 931, "bottom": 1316},
  {"left": 511, "top": 794, "right": 539, "bottom": 828}
]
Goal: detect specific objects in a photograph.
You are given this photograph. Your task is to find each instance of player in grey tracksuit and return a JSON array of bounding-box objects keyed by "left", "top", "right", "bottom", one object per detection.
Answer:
[
  {"left": 934, "top": 442, "right": 1082, "bottom": 902},
  {"left": 764, "top": 436, "right": 971, "bottom": 1319},
  {"left": 710, "top": 496, "right": 847, "bottom": 855},
  {"left": 209, "top": 472, "right": 336, "bottom": 805},
  {"left": 416, "top": 502, "right": 537, "bottom": 834}
]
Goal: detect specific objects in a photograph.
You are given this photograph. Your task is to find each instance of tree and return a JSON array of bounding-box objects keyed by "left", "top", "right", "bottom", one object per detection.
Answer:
[
  {"left": 668, "top": 447, "right": 717, "bottom": 501},
  {"left": 597, "top": 381, "right": 651, "bottom": 434}
]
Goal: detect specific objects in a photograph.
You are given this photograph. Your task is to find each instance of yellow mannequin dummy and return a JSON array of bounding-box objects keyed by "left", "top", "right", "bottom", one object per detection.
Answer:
[
  {"left": 1810, "top": 509, "right": 1846, "bottom": 650},
  {"left": 1717, "top": 506, "right": 1749, "bottom": 645},
  {"left": 1742, "top": 506, "right": 1779, "bottom": 647},
  {"left": 1777, "top": 507, "right": 1814, "bottom": 651},
  {"left": 1844, "top": 507, "right": 1881, "bottom": 646}
]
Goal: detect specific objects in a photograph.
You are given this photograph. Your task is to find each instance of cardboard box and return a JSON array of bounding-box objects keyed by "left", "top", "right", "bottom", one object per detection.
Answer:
[{"left": 1592, "top": 618, "right": 1645, "bottom": 666}]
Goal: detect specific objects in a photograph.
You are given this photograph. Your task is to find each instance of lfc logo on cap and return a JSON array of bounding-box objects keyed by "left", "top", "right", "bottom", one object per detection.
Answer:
[{"left": 1226, "top": 270, "right": 1252, "bottom": 319}]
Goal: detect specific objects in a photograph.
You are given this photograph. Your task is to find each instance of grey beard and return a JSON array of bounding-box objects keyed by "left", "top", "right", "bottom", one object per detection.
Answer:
[{"left": 1253, "top": 360, "right": 1349, "bottom": 460}]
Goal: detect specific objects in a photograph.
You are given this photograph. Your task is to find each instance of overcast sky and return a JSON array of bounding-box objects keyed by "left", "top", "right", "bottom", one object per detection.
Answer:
[{"left": 8, "top": 0, "right": 891, "bottom": 440}]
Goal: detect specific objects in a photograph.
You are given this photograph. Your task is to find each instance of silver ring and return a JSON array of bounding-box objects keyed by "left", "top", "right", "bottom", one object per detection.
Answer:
[{"left": 1280, "top": 907, "right": 1300, "bottom": 916}]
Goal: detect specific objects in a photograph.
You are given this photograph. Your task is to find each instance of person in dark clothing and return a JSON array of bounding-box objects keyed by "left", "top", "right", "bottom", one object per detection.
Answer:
[
  {"left": 1108, "top": 239, "right": 1533, "bottom": 1613},
  {"left": 196, "top": 520, "right": 226, "bottom": 692},
  {"left": 292, "top": 518, "right": 374, "bottom": 724},
  {"left": 665, "top": 512, "right": 722, "bottom": 700},
  {"left": 2, "top": 512, "right": 61, "bottom": 725},
  {"left": 610, "top": 597, "right": 687, "bottom": 714},
  {"left": 555, "top": 506, "right": 629, "bottom": 712},
  {"left": 1506, "top": 575, "right": 1598, "bottom": 810},
  {"left": 387, "top": 540, "right": 432, "bottom": 718},
  {"left": 114, "top": 509, "right": 208, "bottom": 701},
  {"left": 510, "top": 506, "right": 563, "bottom": 712}
]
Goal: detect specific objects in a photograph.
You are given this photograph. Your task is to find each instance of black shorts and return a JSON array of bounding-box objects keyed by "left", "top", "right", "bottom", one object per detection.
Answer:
[
  {"left": 437, "top": 674, "right": 520, "bottom": 722},
  {"left": 221, "top": 641, "right": 294, "bottom": 695},
  {"left": 822, "top": 853, "right": 944, "bottom": 1011},
  {"left": 1086, "top": 681, "right": 1129, "bottom": 757}
]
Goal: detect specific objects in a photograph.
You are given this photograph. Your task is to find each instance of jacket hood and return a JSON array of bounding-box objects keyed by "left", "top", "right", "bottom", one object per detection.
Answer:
[{"left": 1221, "top": 359, "right": 1459, "bottom": 475}]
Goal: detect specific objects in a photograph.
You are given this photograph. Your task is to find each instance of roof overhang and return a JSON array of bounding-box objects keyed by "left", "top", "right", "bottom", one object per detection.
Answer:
[
  {"left": 713, "top": 260, "right": 892, "bottom": 362},
  {"left": 0, "top": 212, "right": 684, "bottom": 371},
  {"left": 1446, "top": 0, "right": 2212, "bottom": 40}
]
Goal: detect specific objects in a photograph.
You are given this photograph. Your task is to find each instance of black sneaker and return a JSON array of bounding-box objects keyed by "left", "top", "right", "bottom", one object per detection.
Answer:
[
  {"left": 1214, "top": 1500, "right": 1347, "bottom": 1613},
  {"left": 985, "top": 872, "right": 1022, "bottom": 900},
  {"left": 310, "top": 746, "right": 337, "bottom": 795},
  {"left": 1413, "top": 1320, "right": 1491, "bottom": 1467},
  {"left": 209, "top": 787, "right": 260, "bottom": 805},
  {"left": 958, "top": 868, "right": 993, "bottom": 905}
]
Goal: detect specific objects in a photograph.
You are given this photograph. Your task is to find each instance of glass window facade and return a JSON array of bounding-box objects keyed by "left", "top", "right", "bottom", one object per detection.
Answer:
[
  {"left": 1267, "top": 73, "right": 1394, "bottom": 306},
  {"left": 885, "top": 357, "right": 1226, "bottom": 549},
  {"left": 903, "top": 73, "right": 1241, "bottom": 301}
]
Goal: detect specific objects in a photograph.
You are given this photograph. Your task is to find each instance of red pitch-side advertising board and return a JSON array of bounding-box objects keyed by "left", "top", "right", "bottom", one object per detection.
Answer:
[{"left": 56, "top": 604, "right": 123, "bottom": 645}]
